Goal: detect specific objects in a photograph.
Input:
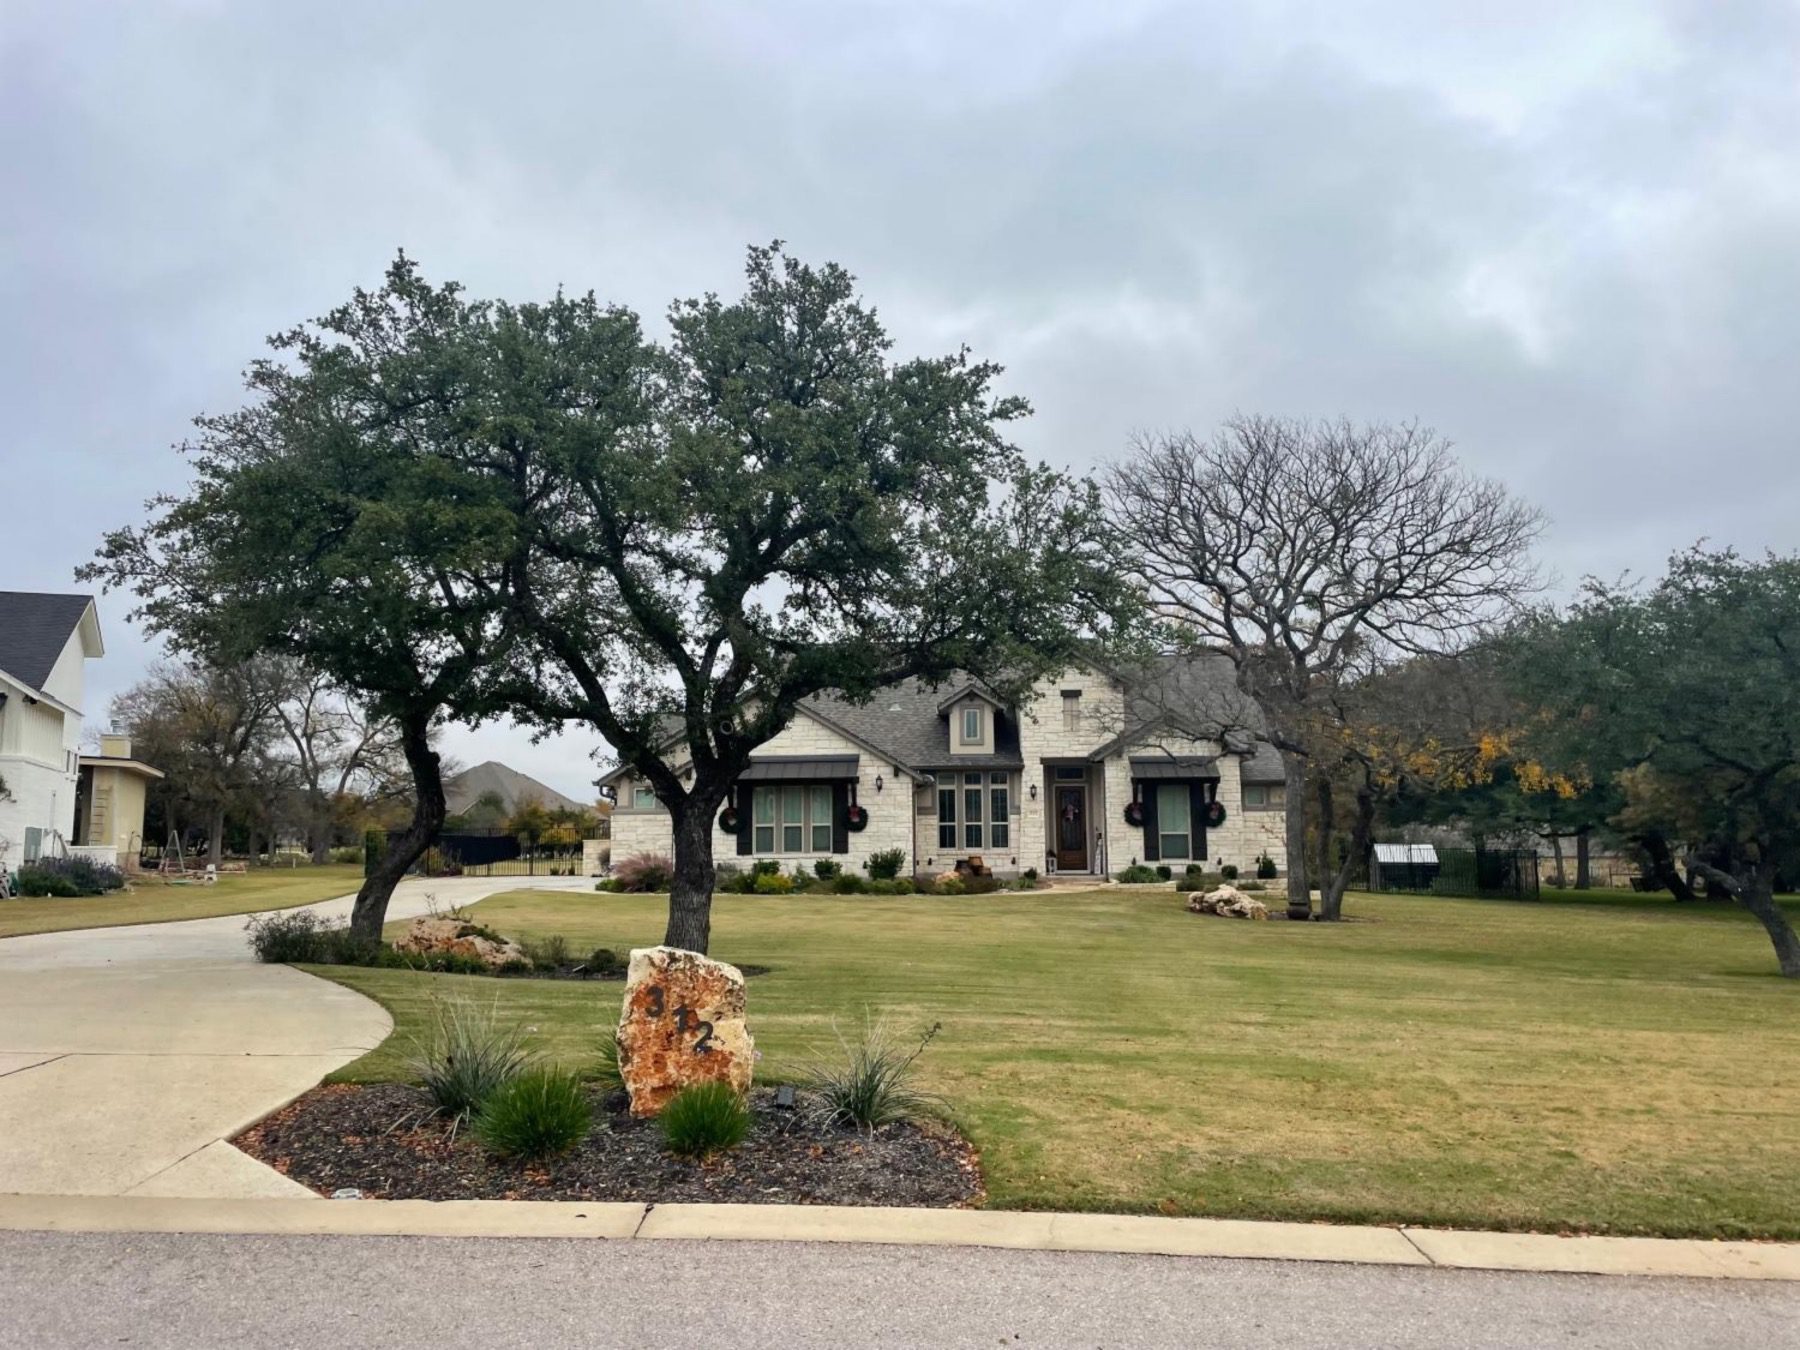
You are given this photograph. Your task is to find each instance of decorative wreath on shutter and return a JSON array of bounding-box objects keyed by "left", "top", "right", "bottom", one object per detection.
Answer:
[
  {"left": 717, "top": 805, "right": 740, "bottom": 834},
  {"left": 845, "top": 803, "right": 870, "bottom": 832},
  {"left": 1123, "top": 800, "right": 1145, "bottom": 827},
  {"left": 1204, "top": 800, "right": 1227, "bottom": 828}
]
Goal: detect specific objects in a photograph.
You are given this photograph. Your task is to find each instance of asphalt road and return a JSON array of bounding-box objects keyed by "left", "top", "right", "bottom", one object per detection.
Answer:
[{"left": 1, "top": 1231, "right": 1795, "bottom": 1349}]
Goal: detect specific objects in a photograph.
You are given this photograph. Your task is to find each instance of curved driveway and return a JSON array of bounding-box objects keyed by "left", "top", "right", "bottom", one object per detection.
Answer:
[{"left": 0, "top": 876, "right": 593, "bottom": 1199}]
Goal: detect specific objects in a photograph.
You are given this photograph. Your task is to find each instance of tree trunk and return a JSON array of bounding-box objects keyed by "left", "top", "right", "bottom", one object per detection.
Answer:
[
  {"left": 208, "top": 806, "right": 225, "bottom": 867},
  {"left": 1639, "top": 830, "right": 1697, "bottom": 902},
  {"left": 1574, "top": 827, "right": 1591, "bottom": 889},
  {"left": 1688, "top": 856, "right": 1800, "bottom": 978},
  {"left": 663, "top": 800, "right": 719, "bottom": 953},
  {"left": 1313, "top": 776, "right": 1335, "bottom": 917},
  {"left": 1281, "top": 752, "right": 1310, "bottom": 920},
  {"left": 1319, "top": 784, "right": 1375, "bottom": 922},
  {"left": 348, "top": 713, "right": 445, "bottom": 941},
  {"left": 1549, "top": 833, "right": 1566, "bottom": 887}
]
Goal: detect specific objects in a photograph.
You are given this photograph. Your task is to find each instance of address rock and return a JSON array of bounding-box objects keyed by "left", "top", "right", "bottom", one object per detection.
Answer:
[{"left": 617, "top": 945, "right": 755, "bottom": 1117}]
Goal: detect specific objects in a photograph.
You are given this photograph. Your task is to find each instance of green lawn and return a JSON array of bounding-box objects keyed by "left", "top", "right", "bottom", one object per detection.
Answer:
[
  {"left": 313, "top": 886, "right": 1800, "bottom": 1238},
  {"left": 0, "top": 864, "right": 364, "bottom": 939}
]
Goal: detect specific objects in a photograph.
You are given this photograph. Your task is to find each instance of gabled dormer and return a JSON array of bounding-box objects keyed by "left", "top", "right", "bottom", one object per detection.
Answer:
[{"left": 937, "top": 682, "right": 1005, "bottom": 756}]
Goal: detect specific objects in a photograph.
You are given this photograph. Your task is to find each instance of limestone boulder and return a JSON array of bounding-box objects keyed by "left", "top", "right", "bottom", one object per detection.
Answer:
[
  {"left": 1186, "top": 885, "right": 1270, "bottom": 920},
  {"left": 617, "top": 945, "right": 755, "bottom": 1118},
  {"left": 391, "top": 916, "right": 529, "bottom": 968}
]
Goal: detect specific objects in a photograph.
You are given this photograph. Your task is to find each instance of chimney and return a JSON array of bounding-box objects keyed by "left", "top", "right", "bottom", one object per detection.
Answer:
[{"left": 100, "top": 733, "right": 132, "bottom": 759}]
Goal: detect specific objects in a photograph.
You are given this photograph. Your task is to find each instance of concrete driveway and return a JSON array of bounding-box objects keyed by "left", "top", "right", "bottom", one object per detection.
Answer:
[{"left": 0, "top": 876, "right": 595, "bottom": 1199}]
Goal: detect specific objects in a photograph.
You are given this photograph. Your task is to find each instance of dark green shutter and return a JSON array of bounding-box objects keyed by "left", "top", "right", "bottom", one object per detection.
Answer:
[
  {"left": 1190, "top": 782, "right": 1209, "bottom": 865},
  {"left": 831, "top": 783, "right": 850, "bottom": 854},
  {"left": 735, "top": 783, "right": 753, "bottom": 857},
  {"left": 1140, "top": 782, "right": 1159, "bottom": 861}
]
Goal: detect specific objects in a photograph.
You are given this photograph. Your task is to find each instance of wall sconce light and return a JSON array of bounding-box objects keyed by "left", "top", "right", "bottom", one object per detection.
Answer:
[
  {"left": 874, "top": 774, "right": 884, "bottom": 794},
  {"left": 1029, "top": 783, "right": 1038, "bottom": 801}
]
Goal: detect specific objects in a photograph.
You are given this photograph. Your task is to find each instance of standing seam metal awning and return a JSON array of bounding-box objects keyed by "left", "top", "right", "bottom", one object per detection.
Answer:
[
  {"left": 1127, "top": 755, "right": 1220, "bottom": 779},
  {"left": 737, "top": 755, "right": 860, "bottom": 782}
]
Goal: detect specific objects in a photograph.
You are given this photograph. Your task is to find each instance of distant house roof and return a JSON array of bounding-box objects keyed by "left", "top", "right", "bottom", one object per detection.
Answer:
[
  {"left": 445, "top": 761, "right": 587, "bottom": 816},
  {"left": 0, "top": 592, "right": 100, "bottom": 694},
  {"left": 1374, "top": 843, "right": 1438, "bottom": 865}
]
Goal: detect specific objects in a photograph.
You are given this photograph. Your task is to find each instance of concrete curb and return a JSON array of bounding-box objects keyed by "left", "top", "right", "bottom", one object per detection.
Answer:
[{"left": 1, "top": 1194, "right": 1795, "bottom": 1280}]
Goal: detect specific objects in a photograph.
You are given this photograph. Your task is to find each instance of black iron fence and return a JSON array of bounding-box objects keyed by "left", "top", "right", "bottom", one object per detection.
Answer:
[{"left": 1371, "top": 846, "right": 1540, "bottom": 901}]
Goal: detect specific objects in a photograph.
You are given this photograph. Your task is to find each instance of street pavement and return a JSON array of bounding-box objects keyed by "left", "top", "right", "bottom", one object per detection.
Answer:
[{"left": 1, "top": 1229, "right": 1794, "bottom": 1349}]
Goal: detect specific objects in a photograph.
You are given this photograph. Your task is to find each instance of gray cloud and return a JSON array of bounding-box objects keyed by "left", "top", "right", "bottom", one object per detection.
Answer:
[{"left": 3, "top": 0, "right": 1796, "bottom": 795}]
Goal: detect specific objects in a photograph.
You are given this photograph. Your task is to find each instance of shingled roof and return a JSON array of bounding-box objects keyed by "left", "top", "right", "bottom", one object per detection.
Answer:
[{"left": 0, "top": 592, "right": 98, "bottom": 693}]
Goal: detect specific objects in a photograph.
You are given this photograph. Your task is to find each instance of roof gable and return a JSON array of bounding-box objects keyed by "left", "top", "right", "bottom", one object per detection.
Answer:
[{"left": 0, "top": 593, "right": 100, "bottom": 693}]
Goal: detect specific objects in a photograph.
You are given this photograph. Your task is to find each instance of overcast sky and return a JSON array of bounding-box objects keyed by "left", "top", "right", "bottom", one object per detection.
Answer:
[{"left": 3, "top": 1, "right": 1796, "bottom": 802}]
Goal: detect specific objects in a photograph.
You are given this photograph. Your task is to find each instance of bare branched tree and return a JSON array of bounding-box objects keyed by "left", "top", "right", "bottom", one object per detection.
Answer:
[{"left": 1103, "top": 415, "right": 1544, "bottom": 917}]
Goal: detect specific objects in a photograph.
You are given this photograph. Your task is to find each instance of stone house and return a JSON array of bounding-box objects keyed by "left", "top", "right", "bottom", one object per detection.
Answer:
[{"left": 604, "top": 655, "right": 1288, "bottom": 881}]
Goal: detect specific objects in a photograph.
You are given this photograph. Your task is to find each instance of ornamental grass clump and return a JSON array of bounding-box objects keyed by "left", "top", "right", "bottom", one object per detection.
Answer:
[
  {"left": 659, "top": 1080, "right": 751, "bottom": 1158},
  {"left": 472, "top": 1068, "right": 592, "bottom": 1159},
  {"left": 805, "top": 1017, "right": 942, "bottom": 1131},
  {"left": 406, "top": 996, "right": 533, "bottom": 1124}
]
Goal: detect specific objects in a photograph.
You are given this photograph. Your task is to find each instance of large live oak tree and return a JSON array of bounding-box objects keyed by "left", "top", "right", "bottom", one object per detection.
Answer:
[
  {"left": 84, "top": 259, "right": 518, "bottom": 938},
  {"left": 475, "top": 245, "right": 1141, "bottom": 952},
  {"left": 1103, "top": 416, "right": 1544, "bottom": 918},
  {"left": 1510, "top": 548, "right": 1800, "bottom": 976}
]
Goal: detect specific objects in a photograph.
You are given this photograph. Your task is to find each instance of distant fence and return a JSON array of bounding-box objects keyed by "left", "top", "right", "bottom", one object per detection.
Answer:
[
  {"left": 375, "top": 830, "right": 587, "bottom": 878},
  {"left": 1370, "top": 846, "right": 1540, "bottom": 901}
]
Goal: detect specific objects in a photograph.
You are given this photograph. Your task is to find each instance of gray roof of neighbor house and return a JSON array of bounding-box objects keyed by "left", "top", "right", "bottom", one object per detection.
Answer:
[
  {"left": 0, "top": 592, "right": 97, "bottom": 693},
  {"left": 445, "top": 761, "right": 587, "bottom": 817}
]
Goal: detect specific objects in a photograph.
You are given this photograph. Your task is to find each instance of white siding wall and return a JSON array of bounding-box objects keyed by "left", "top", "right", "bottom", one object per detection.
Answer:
[
  {"left": 0, "top": 629, "right": 87, "bottom": 870},
  {"left": 609, "top": 714, "right": 915, "bottom": 877}
]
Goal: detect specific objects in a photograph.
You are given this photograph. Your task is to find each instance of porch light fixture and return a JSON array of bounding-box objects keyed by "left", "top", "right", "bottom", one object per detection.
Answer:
[
  {"left": 875, "top": 774, "right": 884, "bottom": 794},
  {"left": 1029, "top": 783, "right": 1038, "bottom": 801}
]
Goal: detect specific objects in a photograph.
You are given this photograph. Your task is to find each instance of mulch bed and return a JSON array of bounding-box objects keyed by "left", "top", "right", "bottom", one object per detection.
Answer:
[{"left": 236, "top": 1083, "right": 983, "bottom": 1207}]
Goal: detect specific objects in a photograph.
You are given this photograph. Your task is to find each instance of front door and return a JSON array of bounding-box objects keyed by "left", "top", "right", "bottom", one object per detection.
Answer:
[{"left": 1054, "top": 785, "right": 1088, "bottom": 872}]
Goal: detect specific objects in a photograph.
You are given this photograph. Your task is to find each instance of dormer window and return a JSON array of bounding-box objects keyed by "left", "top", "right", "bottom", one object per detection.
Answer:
[{"left": 961, "top": 707, "right": 983, "bottom": 744}]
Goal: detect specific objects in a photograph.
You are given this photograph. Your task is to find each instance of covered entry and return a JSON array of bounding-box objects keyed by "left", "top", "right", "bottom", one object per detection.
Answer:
[
  {"left": 1044, "top": 764, "right": 1097, "bottom": 873},
  {"left": 1129, "top": 755, "right": 1219, "bottom": 866}
]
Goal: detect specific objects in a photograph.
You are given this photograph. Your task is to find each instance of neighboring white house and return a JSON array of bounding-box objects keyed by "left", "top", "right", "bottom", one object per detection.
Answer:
[
  {"left": 0, "top": 593, "right": 105, "bottom": 872},
  {"left": 603, "top": 655, "right": 1289, "bottom": 881}
]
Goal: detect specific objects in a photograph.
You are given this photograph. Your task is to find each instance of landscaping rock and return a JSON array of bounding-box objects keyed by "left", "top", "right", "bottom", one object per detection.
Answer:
[
  {"left": 617, "top": 945, "right": 755, "bottom": 1118},
  {"left": 391, "top": 916, "right": 529, "bottom": 969},
  {"left": 1186, "top": 885, "right": 1270, "bottom": 920}
]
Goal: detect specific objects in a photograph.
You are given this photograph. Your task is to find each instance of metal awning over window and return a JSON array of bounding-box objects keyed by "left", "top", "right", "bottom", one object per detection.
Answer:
[
  {"left": 1128, "top": 755, "right": 1220, "bottom": 780},
  {"left": 738, "top": 755, "right": 859, "bottom": 782}
]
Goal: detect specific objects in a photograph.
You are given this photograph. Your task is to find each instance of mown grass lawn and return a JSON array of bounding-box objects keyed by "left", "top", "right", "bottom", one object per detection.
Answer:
[
  {"left": 0, "top": 864, "right": 364, "bottom": 939},
  {"left": 313, "top": 886, "right": 1800, "bottom": 1238}
]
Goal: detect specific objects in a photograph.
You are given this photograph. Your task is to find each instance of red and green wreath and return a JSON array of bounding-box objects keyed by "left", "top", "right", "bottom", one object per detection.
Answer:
[
  {"left": 717, "top": 805, "right": 740, "bottom": 834},
  {"left": 845, "top": 803, "right": 870, "bottom": 832}
]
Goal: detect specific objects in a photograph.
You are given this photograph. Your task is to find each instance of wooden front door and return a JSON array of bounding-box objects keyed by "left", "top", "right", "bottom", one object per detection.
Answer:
[{"left": 1054, "top": 785, "right": 1088, "bottom": 872}]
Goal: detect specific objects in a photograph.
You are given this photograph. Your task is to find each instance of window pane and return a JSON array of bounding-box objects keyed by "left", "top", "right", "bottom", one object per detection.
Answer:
[
  {"left": 938, "top": 823, "right": 956, "bottom": 848},
  {"left": 964, "top": 822, "right": 983, "bottom": 848},
  {"left": 782, "top": 787, "right": 803, "bottom": 823},
  {"left": 1243, "top": 785, "right": 1263, "bottom": 807},
  {"left": 754, "top": 787, "right": 775, "bottom": 824},
  {"left": 964, "top": 787, "right": 983, "bottom": 822},
  {"left": 634, "top": 786, "right": 656, "bottom": 808},
  {"left": 962, "top": 708, "right": 981, "bottom": 741},
  {"left": 754, "top": 826, "right": 774, "bottom": 852},
  {"left": 938, "top": 788, "right": 956, "bottom": 820},
  {"left": 783, "top": 824, "right": 803, "bottom": 851},
  {"left": 1156, "top": 785, "right": 1190, "bottom": 861},
  {"left": 1160, "top": 833, "right": 1191, "bottom": 860}
]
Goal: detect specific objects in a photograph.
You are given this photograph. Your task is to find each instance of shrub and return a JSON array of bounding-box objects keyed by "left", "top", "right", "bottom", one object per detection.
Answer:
[
  {"left": 752, "top": 871, "right": 794, "bottom": 895},
  {"left": 1115, "top": 864, "right": 1162, "bottom": 884},
  {"left": 1175, "top": 876, "right": 1205, "bottom": 893},
  {"left": 472, "top": 1068, "right": 591, "bottom": 1159},
  {"left": 1155, "top": 864, "right": 1172, "bottom": 881},
  {"left": 593, "top": 878, "right": 622, "bottom": 893},
  {"left": 1008, "top": 876, "right": 1038, "bottom": 891},
  {"left": 961, "top": 875, "right": 1001, "bottom": 895},
  {"left": 934, "top": 876, "right": 966, "bottom": 895},
  {"left": 328, "top": 845, "right": 364, "bottom": 865},
  {"left": 864, "top": 848, "right": 907, "bottom": 881},
  {"left": 829, "top": 873, "right": 868, "bottom": 895},
  {"left": 865, "top": 878, "right": 914, "bottom": 896},
  {"left": 806, "top": 1018, "right": 942, "bottom": 1130},
  {"left": 1257, "top": 854, "right": 1279, "bottom": 880},
  {"left": 660, "top": 1080, "right": 751, "bottom": 1158},
  {"left": 1221, "top": 863, "right": 1239, "bottom": 880},
  {"left": 594, "top": 1027, "right": 626, "bottom": 1091},
  {"left": 614, "top": 852, "right": 675, "bottom": 892},
  {"left": 585, "top": 946, "right": 623, "bottom": 975},
  {"left": 406, "top": 997, "right": 533, "bottom": 1122},
  {"left": 1022, "top": 867, "right": 1038, "bottom": 882},
  {"left": 14, "top": 867, "right": 81, "bottom": 897},
  {"left": 1186, "top": 863, "right": 1204, "bottom": 876},
  {"left": 812, "top": 859, "right": 841, "bottom": 880},
  {"left": 750, "top": 859, "right": 782, "bottom": 878},
  {"left": 245, "top": 910, "right": 330, "bottom": 962},
  {"left": 523, "top": 933, "right": 572, "bottom": 970}
]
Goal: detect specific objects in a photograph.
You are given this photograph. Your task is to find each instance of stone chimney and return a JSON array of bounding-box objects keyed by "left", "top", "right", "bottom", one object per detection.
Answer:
[{"left": 100, "top": 733, "right": 132, "bottom": 759}]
